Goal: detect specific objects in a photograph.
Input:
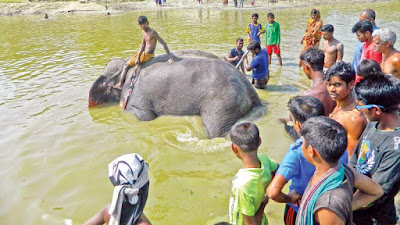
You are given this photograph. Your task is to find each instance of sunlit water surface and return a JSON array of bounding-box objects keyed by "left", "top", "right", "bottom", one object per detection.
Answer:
[{"left": 1, "top": 1, "right": 400, "bottom": 224}]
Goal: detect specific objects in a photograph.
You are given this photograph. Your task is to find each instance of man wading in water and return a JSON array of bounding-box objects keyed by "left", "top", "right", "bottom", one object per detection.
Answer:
[{"left": 114, "top": 16, "right": 174, "bottom": 89}]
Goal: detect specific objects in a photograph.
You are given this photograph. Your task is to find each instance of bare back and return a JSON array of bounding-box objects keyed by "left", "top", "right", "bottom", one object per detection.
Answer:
[
  {"left": 142, "top": 28, "right": 158, "bottom": 54},
  {"left": 302, "top": 80, "right": 335, "bottom": 116},
  {"left": 329, "top": 107, "right": 367, "bottom": 157},
  {"left": 382, "top": 51, "right": 400, "bottom": 79},
  {"left": 322, "top": 38, "right": 344, "bottom": 68}
]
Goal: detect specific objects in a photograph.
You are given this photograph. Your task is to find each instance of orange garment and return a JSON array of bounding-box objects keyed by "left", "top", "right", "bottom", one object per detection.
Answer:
[
  {"left": 127, "top": 52, "right": 155, "bottom": 67},
  {"left": 302, "top": 13, "right": 323, "bottom": 49}
]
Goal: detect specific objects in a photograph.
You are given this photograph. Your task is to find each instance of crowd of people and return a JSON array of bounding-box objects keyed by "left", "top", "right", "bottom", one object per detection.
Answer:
[{"left": 84, "top": 7, "right": 400, "bottom": 225}]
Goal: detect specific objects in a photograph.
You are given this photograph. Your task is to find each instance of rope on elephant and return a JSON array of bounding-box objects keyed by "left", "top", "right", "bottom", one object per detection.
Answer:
[{"left": 123, "top": 65, "right": 141, "bottom": 110}]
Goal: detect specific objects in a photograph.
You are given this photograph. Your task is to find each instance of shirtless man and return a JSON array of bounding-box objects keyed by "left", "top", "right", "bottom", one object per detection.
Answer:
[
  {"left": 300, "top": 47, "right": 335, "bottom": 116},
  {"left": 321, "top": 24, "right": 343, "bottom": 69},
  {"left": 115, "top": 16, "right": 174, "bottom": 89},
  {"left": 372, "top": 28, "right": 400, "bottom": 79},
  {"left": 326, "top": 61, "right": 367, "bottom": 157}
]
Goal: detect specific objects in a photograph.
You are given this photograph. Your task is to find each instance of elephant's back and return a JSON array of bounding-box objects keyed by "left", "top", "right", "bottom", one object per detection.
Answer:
[{"left": 131, "top": 54, "right": 260, "bottom": 116}]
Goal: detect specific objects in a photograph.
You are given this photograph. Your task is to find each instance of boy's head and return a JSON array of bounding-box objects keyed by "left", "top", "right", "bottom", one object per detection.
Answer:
[
  {"left": 247, "top": 41, "right": 261, "bottom": 55},
  {"left": 354, "top": 75, "right": 400, "bottom": 120},
  {"left": 352, "top": 20, "right": 373, "bottom": 43},
  {"left": 301, "top": 116, "right": 347, "bottom": 165},
  {"left": 325, "top": 62, "right": 355, "bottom": 102},
  {"left": 372, "top": 28, "right": 397, "bottom": 53},
  {"left": 138, "top": 16, "right": 149, "bottom": 29},
  {"left": 236, "top": 38, "right": 244, "bottom": 50},
  {"left": 300, "top": 47, "right": 325, "bottom": 75},
  {"left": 357, "top": 59, "right": 383, "bottom": 78},
  {"left": 267, "top": 12, "right": 275, "bottom": 23},
  {"left": 252, "top": 13, "right": 259, "bottom": 23},
  {"left": 321, "top": 24, "right": 334, "bottom": 40},
  {"left": 230, "top": 121, "right": 261, "bottom": 155},
  {"left": 288, "top": 96, "right": 325, "bottom": 133}
]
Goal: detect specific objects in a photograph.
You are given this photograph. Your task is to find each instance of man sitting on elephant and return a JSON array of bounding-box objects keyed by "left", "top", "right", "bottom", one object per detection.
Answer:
[
  {"left": 243, "top": 41, "right": 269, "bottom": 89},
  {"left": 114, "top": 15, "right": 174, "bottom": 89}
]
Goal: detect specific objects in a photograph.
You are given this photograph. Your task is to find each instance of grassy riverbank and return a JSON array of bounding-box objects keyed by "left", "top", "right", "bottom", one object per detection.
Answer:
[{"left": 0, "top": 0, "right": 393, "bottom": 16}]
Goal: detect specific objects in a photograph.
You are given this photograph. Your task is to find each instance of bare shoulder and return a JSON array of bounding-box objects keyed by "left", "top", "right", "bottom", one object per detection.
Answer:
[{"left": 346, "top": 110, "right": 367, "bottom": 128}]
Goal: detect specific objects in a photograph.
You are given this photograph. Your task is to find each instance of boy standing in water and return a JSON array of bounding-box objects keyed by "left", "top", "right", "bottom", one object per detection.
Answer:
[
  {"left": 246, "top": 13, "right": 264, "bottom": 44},
  {"left": 265, "top": 13, "right": 282, "bottom": 66},
  {"left": 115, "top": 16, "right": 174, "bottom": 89},
  {"left": 297, "top": 116, "right": 383, "bottom": 224},
  {"left": 321, "top": 24, "right": 343, "bottom": 69},
  {"left": 229, "top": 121, "right": 278, "bottom": 225}
]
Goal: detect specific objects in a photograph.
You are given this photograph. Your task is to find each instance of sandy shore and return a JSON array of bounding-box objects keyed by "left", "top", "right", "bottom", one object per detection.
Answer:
[{"left": 0, "top": 0, "right": 391, "bottom": 17}]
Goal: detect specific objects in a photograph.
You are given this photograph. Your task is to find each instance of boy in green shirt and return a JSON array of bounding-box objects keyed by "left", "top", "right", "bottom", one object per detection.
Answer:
[
  {"left": 265, "top": 13, "right": 282, "bottom": 66},
  {"left": 229, "top": 121, "right": 278, "bottom": 225}
]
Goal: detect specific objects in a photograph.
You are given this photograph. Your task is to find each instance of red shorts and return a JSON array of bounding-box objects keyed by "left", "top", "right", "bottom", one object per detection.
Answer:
[{"left": 266, "top": 45, "right": 281, "bottom": 55}]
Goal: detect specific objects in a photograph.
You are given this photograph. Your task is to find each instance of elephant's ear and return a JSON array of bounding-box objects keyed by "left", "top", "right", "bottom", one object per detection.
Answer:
[{"left": 88, "top": 75, "right": 121, "bottom": 107}]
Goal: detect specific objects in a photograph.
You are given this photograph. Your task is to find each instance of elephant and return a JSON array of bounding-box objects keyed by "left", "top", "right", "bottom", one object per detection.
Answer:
[{"left": 88, "top": 50, "right": 262, "bottom": 138}]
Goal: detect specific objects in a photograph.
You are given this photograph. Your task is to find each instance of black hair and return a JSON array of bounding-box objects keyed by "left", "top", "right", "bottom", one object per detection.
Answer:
[
  {"left": 230, "top": 121, "right": 259, "bottom": 152},
  {"left": 138, "top": 16, "right": 148, "bottom": 24},
  {"left": 267, "top": 12, "right": 274, "bottom": 18},
  {"left": 357, "top": 59, "right": 383, "bottom": 78},
  {"left": 236, "top": 38, "right": 244, "bottom": 43},
  {"left": 311, "top": 8, "right": 320, "bottom": 15},
  {"left": 321, "top": 24, "right": 334, "bottom": 33},
  {"left": 247, "top": 41, "right": 261, "bottom": 51},
  {"left": 362, "top": 9, "right": 376, "bottom": 20},
  {"left": 252, "top": 13, "right": 259, "bottom": 19},
  {"left": 325, "top": 61, "right": 355, "bottom": 84},
  {"left": 300, "top": 47, "right": 324, "bottom": 71},
  {"left": 352, "top": 20, "right": 373, "bottom": 34},
  {"left": 288, "top": 96, "right": 325, "bottom": 124},
  {"left": 354, "top": 74, "right": 400, "bottom": 113},
  {"left": 301, "top": 116, "right": 347, "bottom": 165}
]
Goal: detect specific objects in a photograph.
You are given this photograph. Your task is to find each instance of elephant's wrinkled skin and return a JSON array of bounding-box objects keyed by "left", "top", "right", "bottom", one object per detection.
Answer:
[{"left": 89, "top": 50, "right": 262, "bottom": 138}]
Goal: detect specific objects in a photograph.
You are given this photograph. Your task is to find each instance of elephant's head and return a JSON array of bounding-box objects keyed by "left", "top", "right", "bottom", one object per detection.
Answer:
[{"left": 88, "top": 75, "right": 121, "bottom": 107}]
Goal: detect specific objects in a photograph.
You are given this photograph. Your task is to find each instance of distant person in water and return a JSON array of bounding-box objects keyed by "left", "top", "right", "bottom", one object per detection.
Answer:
[
  {"left": 246, "top": 13, "right": 264, "bottom": 44},
  {"left": 114, "top": 16, "right": 174, "bottom": 89},
  {"left": 243, "top": 41, "right": 269, "bottom": 89},
  {"left": 84, "top": 153, "right": 152, "bottom": 225},
  {"left": 265, "top": 12, "right": 282, "bottom": 66},
  {"left": 321, "top": 24, "right": 343, "bottom": 70},
  {"left": 372, "top": 28, "right": 400, "bottom": 79},
  {"left": 299, "top": 9, "right": 323, "bottom": 66},
  {"left": 227, "top": 38, "right": 246, "bottom": 73}
]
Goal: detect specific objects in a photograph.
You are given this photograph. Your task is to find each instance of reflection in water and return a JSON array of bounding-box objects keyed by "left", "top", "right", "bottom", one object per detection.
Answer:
[{"left": 0, "top": 2, "right": 400, "bottom": 224}]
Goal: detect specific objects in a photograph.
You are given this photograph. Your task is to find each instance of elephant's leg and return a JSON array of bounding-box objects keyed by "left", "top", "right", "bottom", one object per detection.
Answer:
[
  {"left": 127, "top": 102, "right": 157, "bottom": 121},
  {"left": 201, "top": 106, "right": 243, "bottom": 138}
]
